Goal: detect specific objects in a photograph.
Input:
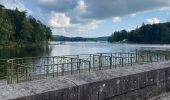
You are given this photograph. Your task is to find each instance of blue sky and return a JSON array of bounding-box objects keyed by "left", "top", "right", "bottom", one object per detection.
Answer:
[{"left": 0, "top": 0, "right": 170, "bottom": 37}]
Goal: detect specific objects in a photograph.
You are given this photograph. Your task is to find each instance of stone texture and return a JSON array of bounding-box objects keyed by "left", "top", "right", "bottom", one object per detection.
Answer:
[
  {"left": 0, "top": 61, "right": 170, "bottom": 100},
  {"left": 0, "top": 77, "right": 77, "bottom": 100}
]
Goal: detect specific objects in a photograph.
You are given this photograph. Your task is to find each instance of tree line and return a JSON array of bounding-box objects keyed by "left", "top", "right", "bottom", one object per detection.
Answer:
[
  {"left": 108, "top": 22, "right": 170, "bottom": 44},
  {"left": 52, "top": 35, "right": 109, "bottom": 41},
  {"left": 52, "top": 35, "right": 98, "bottom": 41},
  {"left": 0, "top": 4, "right": 52, "bottom": 46}
]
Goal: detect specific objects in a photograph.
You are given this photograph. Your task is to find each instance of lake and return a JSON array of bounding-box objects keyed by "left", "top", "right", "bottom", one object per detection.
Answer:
[{"left": 1, "top": 41, "right": 170, "bottom": 59}]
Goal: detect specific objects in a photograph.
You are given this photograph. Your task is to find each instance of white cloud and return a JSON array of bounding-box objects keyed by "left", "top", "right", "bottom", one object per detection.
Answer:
[
  {"left": 48, "top": 11, "right": 102, "bottom": 35},
  {"left": 1, "top": 0, "right": 170, "bottom": 36},
  {"left": 51, "top": 20, "right": 102, "bottom": 35},
  {"left": 145, "top": 18, "right": 160, "bottom": 24},
  {"left": 129, "top": 13, "right": 137, "bottom": 17},
  {"left": 49, "top": 12, "right": 71, "bottom": 28},
  {"left": 37, "top": 0, "right": 56, "bottom": 4},
  {"left": 74, "top": 20, "right": 102, "bottom": 32},
  {"left": 77, "top": 0, "right": 87, "bottom": 12},
  {"left": 112, "top": 17, "right": 122, "bottom": 23}
]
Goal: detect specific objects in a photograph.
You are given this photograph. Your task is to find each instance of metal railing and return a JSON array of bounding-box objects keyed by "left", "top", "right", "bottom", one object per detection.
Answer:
[
  {"left": 7, "top": 56, "right": 90, "bottom": 83},
  {"left": 5, "top": 50, "right": 170, "bottom": 84},
  {"left": 0, "top": 59, "right": 7, "bottom": 79}
]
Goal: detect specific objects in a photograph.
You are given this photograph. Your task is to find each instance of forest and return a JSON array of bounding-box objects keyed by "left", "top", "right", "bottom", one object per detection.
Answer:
[
  {"left": 108, "top": 22, "right": 170, "bottom": 44},
  {"left": 52, "top": 35, "right": 108, "bottom": 41},
  {"left": 0, "top": 4, "right": 52, "bottom": 46}
]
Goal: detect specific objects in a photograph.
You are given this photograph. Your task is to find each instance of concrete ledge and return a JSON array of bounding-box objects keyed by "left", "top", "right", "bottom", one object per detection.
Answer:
[
  {"left": 1, "top": 61, "right": 170, "bottom": 100},
  {"left": 0, "top": 78, "right": 78, "bottom": 100}
]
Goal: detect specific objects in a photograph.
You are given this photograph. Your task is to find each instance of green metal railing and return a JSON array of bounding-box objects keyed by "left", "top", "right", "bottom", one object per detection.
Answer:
[
  {"left": 0, "top": 59, "right": 7, "bottom": 79},
  {"left": 4, "top": 50, "right": 170, "bottom": 84},
  {"left": 7, "top": 56, "right": 90, "bottom": 83}
]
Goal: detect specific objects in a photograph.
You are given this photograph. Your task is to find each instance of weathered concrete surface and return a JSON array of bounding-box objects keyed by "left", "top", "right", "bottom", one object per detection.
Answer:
[
  {"left": 149, "top": 92, "right": 170, "bottom": 100},
  {"left": 0, "top": 78, "right": 78, "bottom": 100},
  {"left": 1, "top": 61, "right": 170, "bottom": 100}
]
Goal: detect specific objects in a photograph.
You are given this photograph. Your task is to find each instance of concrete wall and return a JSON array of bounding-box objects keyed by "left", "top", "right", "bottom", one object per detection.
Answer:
[{"left": 1, "top": 61, "right": 170, "bottom": 100}]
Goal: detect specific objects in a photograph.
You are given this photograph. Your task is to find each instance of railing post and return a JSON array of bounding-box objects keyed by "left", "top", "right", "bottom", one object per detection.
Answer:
[
  {"left": 135, "top": 49, "right": 138, "bottom": 63},
  {"left": 11, "top": 62, "right": 13, "bottom": 84},
  {"left": 46, "top": 57, "right": 49, "bottom": 76},
  {"left": 130, "top": 53, "right": 133, "bottom": 66},
  {"left": 139, "top": 51, "right": 141, "bottom": 64},
  {"left": 16, "top": 60, "right": 19, "bottom": 83},
  {"left": 57, "top": 64, "right": 59, "bottom": 76},
  {"left": 7, "top": 61, "right": 11, "bottom": 84},
  {"left": 93, "top": 55, "right": 95, "bottom": 71},
  {"left": 157, "top": 52, "right": 159, "bottom": 62},
  {"left": 128, "top": 53, "right": 129, "bottom": 64},
  {"left": 146, "top": 52, "right": 148, "bottom": 63},
  {"left": 89, "top": 54, "right": 92, "bottom": 70},
  {"left": 90, "top": 54, "right": 92, "bottom": 69},
  {"left": 99, "top": 54, "right": 102, "bottom": 70},
  {"left": 71, "top": 58, "right": 73, "bottom": 75},
  {"left": 89, "top": 61, "right": 91, "bottom": 72},
  {"left": 25, "top": 67, "right": 28, "bottom": 81},
  {"left": 150, "top": 53, "right": 152, "bottom": 63},
  {"left": 77, "top": 58, "right": 79, "bottom": 72},
  {"left": 78, "top": 59, "right": 81, "bottom": 73},
  {"left": 52, "top": 57, "right": 55, "bottom": 78},
  {"left": 110, "top": 53, "right": 112, "bottom": 69},
  {"left": 121, "top": 57, "right": 124, "bottom": 67},
  {"left": 62, "top": 63, "right": 64, "bottom": 76}
]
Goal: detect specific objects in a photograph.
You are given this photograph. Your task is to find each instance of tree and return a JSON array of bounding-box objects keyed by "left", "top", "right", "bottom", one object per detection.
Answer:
[
  {"left": 108, "top": 22, "right": 170, "bottom": 44},
  {"left": 0, "top": 7, "right": 14, "bottom": 44},
  {"left": 0, "top": 5, "right": 52, "bottom": 46},
  {"left": 20, "top": 19, "right": 33, "bottom": 42}
]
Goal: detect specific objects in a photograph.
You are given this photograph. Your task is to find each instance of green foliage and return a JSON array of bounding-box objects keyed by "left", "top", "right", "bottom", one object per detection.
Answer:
[
  {"left": 0, "top": 5, "right": 52, "bottom": 45},
  {"left": 52, "top": 35, "right": 108, "bottom": 41},
  {"left": 108, "top": 22, "right": 170, "bottom": 44},
  {"left": 52, "top": 35, "right": 98, "bottom": 41}
]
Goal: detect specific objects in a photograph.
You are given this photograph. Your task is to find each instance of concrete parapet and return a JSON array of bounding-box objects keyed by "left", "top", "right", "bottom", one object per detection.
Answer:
[{"left": 1, "top": 61, "right": 170, "bottom": 100}]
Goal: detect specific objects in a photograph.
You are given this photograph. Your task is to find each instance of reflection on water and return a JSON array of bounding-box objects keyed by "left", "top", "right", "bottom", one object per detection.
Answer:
[
  {"left": 0, "top": 45, "right": 52, "bottom": 59},
  {"left": 1, "top": 42, "right": 170, "bottom": 59}
]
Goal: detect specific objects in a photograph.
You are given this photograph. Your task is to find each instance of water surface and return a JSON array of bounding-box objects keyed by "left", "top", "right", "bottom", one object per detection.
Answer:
[{"left": 0, "top": 42, "right": 170, "bottom": 59}]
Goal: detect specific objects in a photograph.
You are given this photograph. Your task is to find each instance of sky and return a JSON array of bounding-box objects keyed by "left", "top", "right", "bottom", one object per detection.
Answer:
[{"left": 0, "top": 0, "right": 170, "bottom": 37}]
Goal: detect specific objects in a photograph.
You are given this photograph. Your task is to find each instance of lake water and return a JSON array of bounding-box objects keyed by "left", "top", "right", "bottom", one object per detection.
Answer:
[{"left": 1, "top": 41, "right": 170, "bottom": 59}]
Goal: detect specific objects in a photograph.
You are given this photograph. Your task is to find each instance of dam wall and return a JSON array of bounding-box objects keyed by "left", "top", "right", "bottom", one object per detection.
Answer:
[{"left": 1, "top": 61, "right": 170, "bottom": 100}]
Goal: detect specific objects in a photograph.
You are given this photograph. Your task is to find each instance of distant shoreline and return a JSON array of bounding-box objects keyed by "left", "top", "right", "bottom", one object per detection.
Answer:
[
  {"left": 110, "top": 41, "right": 170, "bottom": 45},
  {"left": 1, "top": 41, "right": 170, "bottom": 48}
]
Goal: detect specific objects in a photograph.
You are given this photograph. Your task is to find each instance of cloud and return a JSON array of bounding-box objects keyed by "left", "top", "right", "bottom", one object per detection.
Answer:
[
  {"left": 37, "top": 0, "right": 56, "bottom": 3},
  {"left": 45, "top": 0, "right": 101, "bottom": 34},
  {"left": 51, "top": 19, "right": 102, "bottom": 35},
  {"left": 66, "top": 0, "right": 88, "bottom": 24},
  {"left": 48, "top": 11, "right": 102, "bottom": 35},
  {"left": 77, "top": 0, "right": 87, "bottom": 12},
  {"left": 129, "top": 13, "right": 137, "bottom": 17},
  {"left": 33, "top": 0, "right": 78, "bottom": 12},
  {"left": 112, "top": 17, "right": 122, "bottom": 23},
  {"left": 1, "top": 0, "right": 170, "bottom": 36},
  {"left": 145, "top": 18, "right": 160, "bottom": 24},
  {"left": 82, "top": 0, "right": 170, "bottom": 19},
  {"left": 49, "top": 12, "right": 71, "bottom": 28},
  {"left": 73, "top": 20, "right": 102, "bottom": 32}
]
